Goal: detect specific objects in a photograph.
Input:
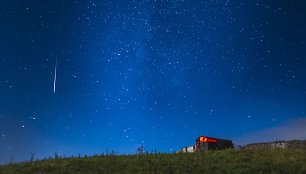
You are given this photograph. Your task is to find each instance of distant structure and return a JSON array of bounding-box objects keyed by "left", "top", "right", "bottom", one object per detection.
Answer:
[
  {"left": 242, "top": 140, "right": 306, "bottom": 149},
  {"left": 176, "top": 136, "right": 234, "bottom": 153}
]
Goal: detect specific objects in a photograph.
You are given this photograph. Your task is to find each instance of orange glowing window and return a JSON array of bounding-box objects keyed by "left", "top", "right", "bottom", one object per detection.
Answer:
[{"left": 199, "top": 136, "right": 217, "bottom": 143}]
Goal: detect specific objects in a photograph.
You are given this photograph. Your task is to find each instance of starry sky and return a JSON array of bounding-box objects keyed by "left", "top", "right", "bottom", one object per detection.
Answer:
[{"left": 1, "top": 0, "right": 306, "bottom": 163}]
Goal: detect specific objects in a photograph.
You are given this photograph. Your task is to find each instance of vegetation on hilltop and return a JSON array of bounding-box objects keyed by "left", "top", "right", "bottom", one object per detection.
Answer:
[{"left": 0, "top": 148, "right": 306, "bottom": 174}]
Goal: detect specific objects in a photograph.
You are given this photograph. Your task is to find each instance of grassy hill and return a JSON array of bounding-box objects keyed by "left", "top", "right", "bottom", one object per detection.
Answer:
[{"left": 1, "top": 148, "right": 306, "bottom": 174}]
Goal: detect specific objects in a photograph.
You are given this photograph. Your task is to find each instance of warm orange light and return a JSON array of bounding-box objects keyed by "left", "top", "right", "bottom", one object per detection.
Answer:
[{"left": 199, "top": 136, "right": 217, "bottom": 143}]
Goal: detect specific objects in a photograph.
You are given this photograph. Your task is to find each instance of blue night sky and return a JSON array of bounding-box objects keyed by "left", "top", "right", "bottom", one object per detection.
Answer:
[{"left": 1, "top": 0, "right": 306, "bottom": 163}]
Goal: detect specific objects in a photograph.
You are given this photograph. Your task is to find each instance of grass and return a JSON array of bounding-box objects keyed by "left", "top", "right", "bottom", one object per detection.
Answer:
[{"left": 0, "top": 148, "right": 306, "bottom": 174}]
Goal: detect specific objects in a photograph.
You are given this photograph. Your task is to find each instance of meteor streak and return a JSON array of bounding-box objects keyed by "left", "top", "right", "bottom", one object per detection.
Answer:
[{"left": 53, "top": 58, "right": 57, "bottom": 94}]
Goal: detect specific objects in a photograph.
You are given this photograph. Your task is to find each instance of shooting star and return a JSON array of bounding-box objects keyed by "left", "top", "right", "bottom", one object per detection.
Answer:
[{"left": 53, "top": 58, "right": 57, "bottom": 94}]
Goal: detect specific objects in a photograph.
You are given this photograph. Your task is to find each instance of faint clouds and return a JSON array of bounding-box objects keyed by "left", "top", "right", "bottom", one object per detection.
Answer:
[{"left": 235, "top": 117, "right": 306, "bottom": 145}]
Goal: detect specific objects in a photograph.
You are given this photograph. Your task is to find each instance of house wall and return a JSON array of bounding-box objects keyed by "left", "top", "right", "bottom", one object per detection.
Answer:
[{"left": 187, "top": 145, "right": 195, "bottom": 153}]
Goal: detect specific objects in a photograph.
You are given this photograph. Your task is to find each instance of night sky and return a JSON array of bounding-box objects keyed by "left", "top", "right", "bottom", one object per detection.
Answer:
[{"left": 1, "top": 0, "right": 306, "bottom": 163}]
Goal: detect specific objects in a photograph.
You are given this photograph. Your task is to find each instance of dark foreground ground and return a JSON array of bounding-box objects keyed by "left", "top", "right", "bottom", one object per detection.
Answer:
[{"left": 0, "top": 148, "right": 306, "bottom": 174}]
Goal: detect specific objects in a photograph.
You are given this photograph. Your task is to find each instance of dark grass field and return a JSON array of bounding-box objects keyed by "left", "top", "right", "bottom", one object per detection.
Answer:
[{"left": 1, "top": 148, "right": 306, "bottom": 174}]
